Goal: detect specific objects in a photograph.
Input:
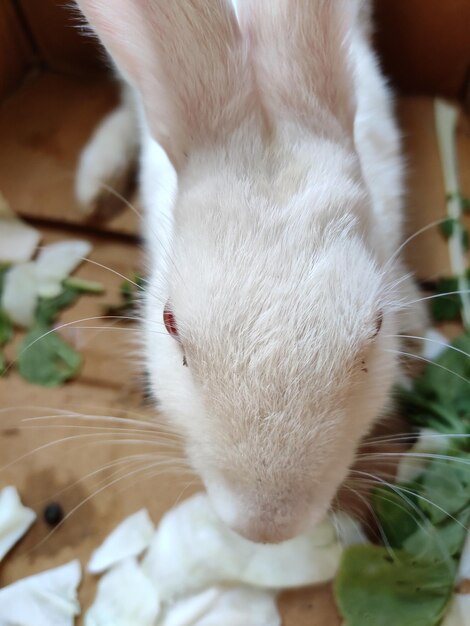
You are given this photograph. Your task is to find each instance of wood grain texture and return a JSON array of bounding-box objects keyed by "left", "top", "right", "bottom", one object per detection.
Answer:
[
  {"left": 0, "top": 72, "right": 139, "bottom": 236},
  {"left": 374, "top": 0, "right": 470, "bottom": 98},
  {"left": 0, "top": 1, "right": 34, "bottom": 100},
  {"left": 16, "top": 0, "right": 107, "bottom": 76},
  {"left": 398, "top": 97, "right": 470, "bottom": 280}
]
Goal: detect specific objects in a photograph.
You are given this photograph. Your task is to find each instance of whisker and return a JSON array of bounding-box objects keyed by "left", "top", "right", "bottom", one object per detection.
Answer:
[
  {"left": 21, "top": 410, "right": 168, "bottom": 432},
  {"left": 112, "top": 465, "right": 194, "bottom": 500},
  {"left": 0, "top": 432, "right": 181, "bottom": 472},
  {"left": 388, "top": 334, "right": 470, "bottom": 359},
  {"left": 387, "top": 349, "right": 470, "bottom": 385},
  {"left": 16, "top": 423, "right": 181, "bottom": 447},
  {"left": 405, "top": 290, "right": 470, "bottom": 306},
  {"left": 384, "top": 217, "right": 450, "bottom": 271},
  {"left": 347, "top": 474, "right": 455, "bottom": 564},
  {"left": 340, "top": 483, "right": 395, "bottom": 553},
  {"left": 358, "top": 451, "right": 470, "bottom": 467},
  {"left": 28, "top": 458, "right": 180, "bottom": 553},
  {"left": 95, "top": 180, "right": 186, "bottom": 287},
  {"left": 3, "top": 316, "right": 135, "bottom": 375},
  {"left": 362, "top": 432, "right": 470, "bottom": 446},
  {"left": 30, "top": 453, "right": 160, "bottom": 505},
  {"left": 352, "top": 469, "right": 468, "bottom": 532},
  {"left": 80, "top": 258, "right": 144, "bottom": 291}
]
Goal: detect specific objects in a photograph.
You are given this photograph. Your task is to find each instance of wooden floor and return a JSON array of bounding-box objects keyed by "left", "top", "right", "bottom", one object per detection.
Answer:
[{"left": 0, "top": 70, "right": 468, "bottom": 624}]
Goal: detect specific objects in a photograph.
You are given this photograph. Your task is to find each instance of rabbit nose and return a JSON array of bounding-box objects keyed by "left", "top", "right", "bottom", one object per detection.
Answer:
[{"left": 205, "top": 478, "right": 311, "bottom": 544}]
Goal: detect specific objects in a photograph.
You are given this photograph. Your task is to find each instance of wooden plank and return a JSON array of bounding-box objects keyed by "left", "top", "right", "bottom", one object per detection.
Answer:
[
  {"left": 17, "top": 0, "right": 107, "bottom": 76},
  {"left": 374, "top": 0, "right": 470, "bottom": 99},
  {"left": 0, "top": 72, "right": 139, "bottom": 236},
  {"left": 0, "top": 378, "right": 195, "bottom": 620},
  {"left": 398, "top": 97, "right": 470, "bottom": 281},
  {"left": 0, "top": 1, "right": 34, "bottom": 101}
]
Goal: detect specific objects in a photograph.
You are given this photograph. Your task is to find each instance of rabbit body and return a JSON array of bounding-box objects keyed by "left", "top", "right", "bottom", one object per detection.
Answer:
[{"left": 76, "top": 0, "right": 425, "bottom": 542}]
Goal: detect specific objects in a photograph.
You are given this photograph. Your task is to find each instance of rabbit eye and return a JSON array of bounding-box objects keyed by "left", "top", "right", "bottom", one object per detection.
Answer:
[
  {"left": 163, "top": 305, "right": 179, "bottom": 339},
  {"left": 164, "top": 304, "right": 188, "bottom": 367},
  {"left": 163, "top": 303, "right": 189, "bottom": 368}
]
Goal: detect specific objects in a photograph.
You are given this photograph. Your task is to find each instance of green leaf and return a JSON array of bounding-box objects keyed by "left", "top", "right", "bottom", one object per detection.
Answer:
[
  {"left": 439, "top": 217, "right": 457, "bottom": 239},
  {"left": 0, "top": 309, "right": 12, "bottom": 346},
  {"left": 431, "top": 296, "right": 461, "bottom": 323},
  {"left": 446, "top": 192, "right": 470, "bottom": 213},
  {"left": 462, "top": 228, "right": 470, "bottom": 251},
  {"left": 0, "top": 266, "right": 13, "bottom": 368},
  {"left": 371, "top": 486, "right": 420, "bottom": 548},
  {"left": 430, "top": 273, "right": 470, "bottom": 322},
  {"left": 35, "top": 287, "right": 80, "bottom": 326},
  {"left": 417, "top": 333, "right": 470, "bottom": 406},
  {"left": 0, "top": 264, "right": 10, "bottom": 296},
  {"left": 431, "top": 276, "right": 460, "bottom": 323},
  {"left": 334, "top": 545, "right": 456, "bottom": 626},
  {"left": 120, "top": 273, "right": 145, "bottom": 302},
  {"left": 417, "top": 457, "right": 470, "bottom": 524},
  {"left": 105, "top": 272, "right": 145, "bottom": 317},
  {"left": 18, "top": 324, "right": 82, "bottom": 387},
  {"left": 0, "top": 350, "right": 6, "bottom": 376},
  {"left": 403, "top": 508, "right": 470, "bottom": 563},
  {"left": 438, "top": 219, "right": 469, "bottom": 249},
  {"left": 399, "top": 333, "right": 470, "bottom": 437},
  {"left": 63, "top": 277, "right": 105, "bottom": 294}
]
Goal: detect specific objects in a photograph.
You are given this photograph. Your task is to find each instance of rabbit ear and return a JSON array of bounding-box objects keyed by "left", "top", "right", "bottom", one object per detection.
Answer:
[
  {"left": 76, "top": 0, "right": 251, "bottom": 168},
  {"left": 237, "top": 0, "right": 362, "bottom": 138}
]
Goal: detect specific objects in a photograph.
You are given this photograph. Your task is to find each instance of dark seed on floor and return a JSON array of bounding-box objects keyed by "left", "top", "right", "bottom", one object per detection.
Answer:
[{"left": 44, "top": 502, "right": 64, "bottom": 526}]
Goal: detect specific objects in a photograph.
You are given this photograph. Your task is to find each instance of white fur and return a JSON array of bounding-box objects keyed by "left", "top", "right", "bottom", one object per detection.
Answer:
[
  {"left": 75, "top": 85, "right": 138, "bottom": 213},
  {"left": 77, "top": 0, "right": 426, "bottom": 543}
]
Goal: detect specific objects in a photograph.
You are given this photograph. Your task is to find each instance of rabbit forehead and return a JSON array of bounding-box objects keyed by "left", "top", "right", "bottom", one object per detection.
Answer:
[{"left": 171, "top": 236, "right": 382, "bottom": 372}]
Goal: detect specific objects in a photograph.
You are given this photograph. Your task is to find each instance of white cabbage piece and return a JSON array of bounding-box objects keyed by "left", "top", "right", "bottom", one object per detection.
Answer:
[
  {"left": 330, "top": 511, "right": 368, "bottom": 547},
  {"left": 143, "top": 493, "right": 343, "bottom": 600},
  {"left": 0, "top": 559, "right": 81, "bottom": 626},
  {"left": 0, "top": 485, "right": 36, "bottom": 560},
  {"left": 88, "top": 508, "right": 154, "bottom": 574},
  {"left": 395, "top": 428, "right": 448, "bottom": 484},
  {"left": 1, "top": 239, "right": 92, "bottom": 326},
  {"left": 35, "top": 240, "right": 92, "bottom": 298},
  {"left": 160, "top": 586, "right": 280, "bottom": 626},
  {"left": 1, "top": 262, "right": 38, "bottom": 327},
  {"left": 441, "top": 593, "right": 470, "bottom": 625},
  {"left": 0, "top": 192, "right": 40, "bottom": 263},
  {"left": 457, "top": 531, "right": 470, "bottom": 584},
  {"left": 422, "top": 328, "right": 450, "bottom": 361},
  {"left": 85, "top": 558, "right": 160, "bottom": 626},
  {"left": 0, "top": 218, "right": 40, "bottom": 264},
  {"left": 158, "top": 588, "right": 222, "bottom": 626}
]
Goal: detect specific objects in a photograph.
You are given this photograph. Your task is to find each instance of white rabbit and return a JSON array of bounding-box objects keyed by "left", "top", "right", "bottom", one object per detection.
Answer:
[{"left": 76, "top": 0, "right": 426, "bottom": 543}]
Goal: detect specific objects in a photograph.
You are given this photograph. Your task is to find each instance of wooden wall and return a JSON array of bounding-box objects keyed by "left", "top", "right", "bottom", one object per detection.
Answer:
[
  {"left": 0, "top": 2, "right": 34, "bottom": 100},
  {"left": 16, "top": 0, "right": 106, "bottom": 75},
  {"left": 0, "top": 0, "right": 469, "bottom": 101},
  {"left": 374, "top": 0, "right": 470, "bottom": 101}
]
